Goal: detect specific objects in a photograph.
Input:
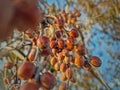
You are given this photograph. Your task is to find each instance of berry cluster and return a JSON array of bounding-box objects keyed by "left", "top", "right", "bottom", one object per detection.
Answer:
[{"left": 3, "top": 9, "right": 102, "bottom": 90}]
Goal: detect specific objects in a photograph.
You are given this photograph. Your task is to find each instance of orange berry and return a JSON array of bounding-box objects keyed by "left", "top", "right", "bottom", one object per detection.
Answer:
[
  {"left": 50, "top": 40, "right": 58, "bottom": 48},
  {"left": 70, "top": 17, "right": 76, "bottom": 24},
  {"left": 66, "top": 37, "right": 75, "bottom": 50},
  {"left": 74, "top": 44, "right": 85, "bottom": 55},
  {"left": 4, "top": 62, "right": 13, "bottom": 69},
  {"left": 61, "top": 74, "right": 67, "bottom": 81},
  {"left": 64, "top": 56, "right": 70, "bottom": 65},
  {"left": 75, "top": 55, "right": 84, "bottom": 67},
  {"left": 55, "top": 23, "right": 63, "bottom": 29},
  {"left": 57, "top": 53, "right": 64, "bottom": 62},
  {"left": 74, "top": 9, "right": 81, "bottom": 17},
  {"left": 49, "top": 37, "right": 56, "bottom": 42},
  {"left": 75, "top": 12, "right": 81, "bottom": 17},
  {"left": 50, "top": 57, "right": 57, "bottom": 66},
  {"left": 60, "top": 63, "right": 67, "bottom": 72},
  {"left": 54, "top": 62, "right": 60, "bottom": 71},
  {"left": 58, "top": 39, "right": 65, "bottom": 49},
  {"left": 59, "top": 82, "right": 68, "bottom": 90},
  {"left": 90, "top": 56, "right": 102, "bottom": 67},
  {"left": 65, "top": 68, "right": 72, "bottom": 79},
  {"left": 69, "top": 29, "right": 79, "bottom": 38},
  {"left": 28, "top": 48, "right": 36, "bottom": 62},
  {"left": 52, "top": 48, "right": 59, "bottom": 54},
  {"left": 61, "top": 48, "right": 69, "bottom": 56}
]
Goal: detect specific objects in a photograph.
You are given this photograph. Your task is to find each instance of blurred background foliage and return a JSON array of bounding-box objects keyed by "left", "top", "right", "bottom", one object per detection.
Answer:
[{"left": 0, "top": 0, "right": 120, "bottom": 90}]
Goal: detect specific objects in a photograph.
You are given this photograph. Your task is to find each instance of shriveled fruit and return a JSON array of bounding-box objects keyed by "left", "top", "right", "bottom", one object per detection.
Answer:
[
  {"left": 40, "top": 72, "right": 56, "bottom": 89},
  {"left": 90, "top": 56, "right": 102, "bottom": 67},
  {"left": 19, "top": 82, "right": 39, "bottom": 90},
  {"left": 17, "top": 61, "right": 35, "bottom": 80},
  {"left": 75, "top": 55, "right": 84, "bottom": 67},
  {"left": 59, "top": 82, "right": 68, "bottom": 90}
]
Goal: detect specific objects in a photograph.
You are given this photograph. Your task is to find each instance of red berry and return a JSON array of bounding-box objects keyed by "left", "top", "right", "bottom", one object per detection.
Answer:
[
  {"left": 17, "top": 61, "right": 35, "bottom": 80},
  {"left": 69, "top": 29, "right": 79, "bottom": 38},
  {"left": 55, "top": 31, "right": 63, "bottom": 38},
  {"left": 19, "top": 82, "right": 39, "bottom": 90},
  {"left": 58, "top": 39, "right": 65, "bottom": 49},
  {"left": 40, "top": 72, "right": 56, "bottom": 89},
  {"left": 37, "top": 36, "right": 49, "bottom": 49},
  {"left": 40, "top": 48, "right": 51, "bottom": 56},
  {"left": 74, "top": 44, "right": 85, "bottom": 55}
]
